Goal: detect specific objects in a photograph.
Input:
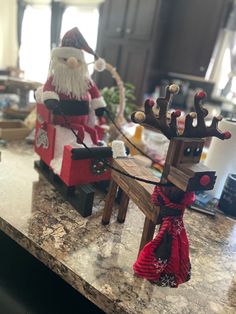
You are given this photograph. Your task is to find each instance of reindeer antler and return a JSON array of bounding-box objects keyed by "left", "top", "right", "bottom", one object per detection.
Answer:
[
  {"left": 131, "top": 85, "right": 180, "bottom": 140},
  {"left": 131, "top": 87, "right": 231, "bottom": 141},
  {"left": 181, "top": 91, "right": 231, "bottom": 140}
]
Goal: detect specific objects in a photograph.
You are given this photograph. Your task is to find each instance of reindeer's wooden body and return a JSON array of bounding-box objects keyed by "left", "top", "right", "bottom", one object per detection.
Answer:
[{"left": 102, "top": 158, "right": 161, "bottom": 253}]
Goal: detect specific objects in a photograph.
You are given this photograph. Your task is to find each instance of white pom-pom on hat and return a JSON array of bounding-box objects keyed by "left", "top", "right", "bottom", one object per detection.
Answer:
[{"left": 94, "top": 58, "right": 106, "bottom": 72}]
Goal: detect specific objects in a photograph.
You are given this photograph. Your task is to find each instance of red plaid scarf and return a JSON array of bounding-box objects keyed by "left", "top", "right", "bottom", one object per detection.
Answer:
[{"left": 133, "top": 186, "right": 195, "bottom": 287}]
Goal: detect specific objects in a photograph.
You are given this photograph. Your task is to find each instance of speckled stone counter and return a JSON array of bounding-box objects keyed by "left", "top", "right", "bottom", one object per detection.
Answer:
[{"left": 0, "top": 142, "right": 236, "bottom": 314}]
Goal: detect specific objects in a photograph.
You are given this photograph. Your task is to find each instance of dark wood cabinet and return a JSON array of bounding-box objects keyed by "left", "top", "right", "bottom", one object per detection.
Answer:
[
  {"left": 125, "top": 0, "right": 158, "bottom": 41},
  {"left": 102, "top": 0, "right": 158, "bottom": 41},
  {"left": 95, "top": 0, "right": 162, "bottom": 104},
  {"left": 96, "top": 39, "right": 121, "bottom": 88},
  {"left": 119, "top": 44, "right": 150, "bottom": 101},
  {"left": 95, "top": 0, "right": 232, "bottom": 105},
  {"left": 156, "top": 0, "right": 231, "bottom": 78},
  {"left": 102, "top": 0, "right": 128, "bottom": 38}
]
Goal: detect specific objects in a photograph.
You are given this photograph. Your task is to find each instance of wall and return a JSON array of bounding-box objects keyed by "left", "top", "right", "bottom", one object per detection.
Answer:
[{"left": 0, "top": 0, "right": 18, "bottom": 69}]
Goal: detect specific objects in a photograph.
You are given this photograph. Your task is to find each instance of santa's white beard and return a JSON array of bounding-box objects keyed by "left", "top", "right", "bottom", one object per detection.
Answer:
[{"left": 50, "top": 60, "right": 90, "bottom": 99}]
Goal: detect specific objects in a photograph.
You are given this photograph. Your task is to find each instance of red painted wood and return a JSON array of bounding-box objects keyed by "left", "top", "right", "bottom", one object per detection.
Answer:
[
  {"left": 60, "top": 146, "right": 111, "bottom": 186},
  {"left": 35, "top": 103, "right": 111, "bottom": 187},
  {"left": 35, "top": 103, "right": 55, "bottom": 166}
]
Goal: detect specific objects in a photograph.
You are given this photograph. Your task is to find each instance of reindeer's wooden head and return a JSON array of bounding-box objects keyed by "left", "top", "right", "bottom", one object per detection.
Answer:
[{"left": 131, "top": 85, "right": 231, "bottom": 192}]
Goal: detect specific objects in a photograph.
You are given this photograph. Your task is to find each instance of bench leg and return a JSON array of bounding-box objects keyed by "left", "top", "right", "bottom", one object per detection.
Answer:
[
  {"left": 117, "top": 191, "right": 129, "bottom": 223},
  {"left": 138, "top": 217, "right": 156, "bottom": 255},
  {"left": 102, "top": 180, "right": 118, "bottom": 225}
]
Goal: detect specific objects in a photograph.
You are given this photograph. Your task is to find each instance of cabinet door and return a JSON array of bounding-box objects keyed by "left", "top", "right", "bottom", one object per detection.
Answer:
[
  {"left": 102, "top": 0, "right": 128, "bottom": 38},
  {"left": 158, "top": 0, "right": 230, "bottom": 77},
  {"left": 119, "top": 45, "right": 150, "bottom": 104},
  {"left": 125, "top": 0, "right": 159, "bottom": 40},
  {"left": 95, "top": 40, "right": 121, "bottom": 88}
]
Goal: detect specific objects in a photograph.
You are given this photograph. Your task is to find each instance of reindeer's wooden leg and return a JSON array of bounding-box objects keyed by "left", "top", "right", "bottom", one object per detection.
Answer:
[
  {"left": 138, "top": 217, "right": 156, "bottom": 255},
  {"left": 117, "top": 190, "right": 129, "bottom": 223},
  {"left": 102, "top": 179, "right": 118, "bottom": 225}
]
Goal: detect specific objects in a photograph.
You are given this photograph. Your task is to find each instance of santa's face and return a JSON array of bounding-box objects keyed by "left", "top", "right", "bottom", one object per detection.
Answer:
[{"left": 49, "top": 55, "right": 89, "bottom": 99}]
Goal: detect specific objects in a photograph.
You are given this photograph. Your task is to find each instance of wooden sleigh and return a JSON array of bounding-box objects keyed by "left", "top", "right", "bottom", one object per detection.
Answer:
[
  {"left": 34, "top": 102, "right": 112, "bottom": 217},
  {"left": 34, "top": 61, "right": 129, "bottom": 217}
]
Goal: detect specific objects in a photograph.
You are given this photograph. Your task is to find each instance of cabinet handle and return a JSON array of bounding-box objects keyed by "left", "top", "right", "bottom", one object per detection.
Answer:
[
  {"left": 116, "top": 27, "right": 121, "bottom": 33},
  {"left": 200, "top": 66, "right": 205, "bottom": 72},
  {"left": 126, "top": 28, "right": 131, "bottom": 34}
]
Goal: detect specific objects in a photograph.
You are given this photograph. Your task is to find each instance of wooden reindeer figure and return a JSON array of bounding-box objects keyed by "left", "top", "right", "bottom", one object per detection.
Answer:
[{"left": 131, "top": 85, "right": 231, "bottom": 287}]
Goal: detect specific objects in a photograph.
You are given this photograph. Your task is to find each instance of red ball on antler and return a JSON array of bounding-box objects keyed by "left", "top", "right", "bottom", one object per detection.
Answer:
[
  {"left": 196, "top": 90, "right": 207, "bottom": 99},
  {"left": 173, "top": 109, "right": 181, "bottom": 117},
  {"left": 223, "top": 131, "right": 231, "bottom": 139},
  {"left": 147, "top": 99, "right": 155, "bottom": 107}
]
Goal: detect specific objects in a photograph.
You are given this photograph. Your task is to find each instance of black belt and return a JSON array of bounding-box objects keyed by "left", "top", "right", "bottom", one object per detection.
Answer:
[
  {"left": 71, "top": 147, "right": 112, "bottom": 160},
  {"left": 53, "top": 100, "right": 89, "bottom": 115}
]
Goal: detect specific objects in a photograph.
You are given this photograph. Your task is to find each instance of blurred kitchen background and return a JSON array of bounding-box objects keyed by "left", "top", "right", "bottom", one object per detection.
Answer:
[{"left": 0, "top": 0, "right": 236, "bottom": 117}]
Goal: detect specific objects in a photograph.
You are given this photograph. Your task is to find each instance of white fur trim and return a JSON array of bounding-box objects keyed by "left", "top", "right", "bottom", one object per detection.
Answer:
[
  {"left": 87, "top": 107, "right": 97, "bottom": 127},
  {"left": 50, "top": 125, "right": 96, "bottom": 175},
  {"left": 42, "top": 91, "right": 59, "bottom": 102},
  {"left": 90, "top": 97, "right": 106, "bottom": 110},
  {"left": 35, "top": 86, "right": 43, "bottom": 103},
  {"left": 50, "top": 126, "right": 83, "bottom": 175},
  {"left": 111, "top": 140, "right": 127, "bottom": 158},
  {"left": 51, "top": 47, "right": 84, "bottom": 61}
]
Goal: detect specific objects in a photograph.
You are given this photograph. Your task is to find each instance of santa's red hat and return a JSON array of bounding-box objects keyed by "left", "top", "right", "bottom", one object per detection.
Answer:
[{"left": 51, "top": 27, "right": 106, "bottom": 71}]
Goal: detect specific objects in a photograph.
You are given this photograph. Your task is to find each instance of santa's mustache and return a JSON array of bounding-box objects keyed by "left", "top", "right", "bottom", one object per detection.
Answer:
[{"left": 50, "top": 61, "right": 90, "bottom": 99}]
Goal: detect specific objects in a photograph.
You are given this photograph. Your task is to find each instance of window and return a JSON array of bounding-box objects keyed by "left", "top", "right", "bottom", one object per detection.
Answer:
[
  {"left": 206, "top": 29, "right": 235, "bottom": 100},
  {"left": 19, "top": 5, "right": 51, "bottom": 83},
  {"left": 206, "top": 3, "right": 236, "bottom": 102},
  {"left": 19, "top": 4, "right": 99, "bottom": 83}
]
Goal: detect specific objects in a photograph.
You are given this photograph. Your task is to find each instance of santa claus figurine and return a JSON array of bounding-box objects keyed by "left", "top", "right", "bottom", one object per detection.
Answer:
[{"left": 36, "top": 27, "right": 107, "bottom": 174}]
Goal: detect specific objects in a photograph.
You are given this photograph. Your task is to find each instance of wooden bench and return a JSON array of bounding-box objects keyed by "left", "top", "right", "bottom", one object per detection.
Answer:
[{"left": 102, "top": 158, "right": 161, "bottom": 254}]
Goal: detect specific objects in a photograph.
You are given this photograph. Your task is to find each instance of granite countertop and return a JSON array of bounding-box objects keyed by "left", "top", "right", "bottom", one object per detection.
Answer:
[{"left": 0, "top": 142, "right": 236, "bottom": 314}]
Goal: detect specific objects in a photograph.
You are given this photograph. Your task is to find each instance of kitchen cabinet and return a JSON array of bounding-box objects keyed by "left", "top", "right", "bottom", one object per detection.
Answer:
[
  {"left": 101, "top": 0, "right": 157, "bottom": 41},
  {"left": 95, "top": 0, "right": 162, "bottom": 104},
  {"left": 95, "top": 0, "right": 232, "bottom": 105},
  {"left": 156, "top": 0, "right": 232, "bottom": 78}
]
